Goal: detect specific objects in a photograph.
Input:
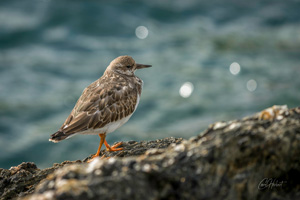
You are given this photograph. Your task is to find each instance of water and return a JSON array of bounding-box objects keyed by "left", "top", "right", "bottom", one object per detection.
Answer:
[{"left": 1, "top": 0, "right": 300, "bottom": 169}]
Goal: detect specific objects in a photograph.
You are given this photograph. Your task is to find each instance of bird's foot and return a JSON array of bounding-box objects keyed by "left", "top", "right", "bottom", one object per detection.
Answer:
[
  {"left": 86, "top": 151, "right": 116, "bottom": 163},
  {"left": 105, "top": 142, "right": 123, "bottom": 152},
  {"left": 87, "top": 154, "right": 99, "bottom": 163},
  {"left": 86, "top": 141, "right": 123, "bottom": 163}
]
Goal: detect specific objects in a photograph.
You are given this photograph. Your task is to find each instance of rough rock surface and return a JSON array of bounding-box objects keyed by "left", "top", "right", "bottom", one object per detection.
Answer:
[
  {"left": 0, "top": 161, "right": 82, "bottom": 200},
  {"left": 83, "top": 137, "right": 183, "bottom": 161},
  {"left": 1, "top": 106, "right": 300, "bottom": 200},
  {"left": 0, "top": 138, "right": 182, "bottom": 200}
]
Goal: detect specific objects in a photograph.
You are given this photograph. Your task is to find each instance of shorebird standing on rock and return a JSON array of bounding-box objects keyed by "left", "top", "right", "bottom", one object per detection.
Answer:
[{"left": 49, "top": 55, "right": 151, "bottom": 162}]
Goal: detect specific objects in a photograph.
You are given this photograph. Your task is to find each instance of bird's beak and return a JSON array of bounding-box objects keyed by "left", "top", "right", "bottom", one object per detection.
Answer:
[{"left": 136, "top": 63, "right": 152, "bottom": 69}]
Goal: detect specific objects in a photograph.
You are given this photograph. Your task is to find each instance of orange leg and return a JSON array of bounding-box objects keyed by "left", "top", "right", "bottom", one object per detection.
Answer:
[
  {"left": 87, "top": 134, "right": 123, "bottom": 163},
  {"left": 87, "top": 133, "right": 106, "bottom": 163},
  {"left": 104, "top": 140, "right": 123, "bottom": 152}
]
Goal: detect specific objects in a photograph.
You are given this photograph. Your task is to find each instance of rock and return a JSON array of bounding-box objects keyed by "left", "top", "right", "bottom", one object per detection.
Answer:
[
  {"left": 0, "top": 138, "right": 182, "bottom": 200},
  {"left": 83, "top": 137, "right": 183, "bottom": 161},
  {"left": 1, "top": 106, "right": 300, "bottom": 200},
  {"left": 0, "top": 161, "right": 82, "bottom": 200}
]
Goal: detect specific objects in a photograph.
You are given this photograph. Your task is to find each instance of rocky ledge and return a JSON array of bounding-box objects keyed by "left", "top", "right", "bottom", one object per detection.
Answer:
[{"left": 1, "top": 105, "right": 300, "bottom": 200}]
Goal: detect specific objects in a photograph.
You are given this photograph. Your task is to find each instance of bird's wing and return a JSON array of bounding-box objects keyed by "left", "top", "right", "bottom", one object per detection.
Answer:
[{"left": 59, "top": 77, "right": 138, "bottom": 136}]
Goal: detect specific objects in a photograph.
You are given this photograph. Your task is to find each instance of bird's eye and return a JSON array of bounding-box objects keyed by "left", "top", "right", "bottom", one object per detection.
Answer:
[{"left": 126, "top": 66, "right": 131, "bottom": 69}]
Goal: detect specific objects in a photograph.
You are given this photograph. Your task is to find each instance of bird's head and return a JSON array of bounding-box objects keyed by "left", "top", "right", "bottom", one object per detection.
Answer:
[{"left": 106, "top": 55, "right": 151, "bottom": 76}]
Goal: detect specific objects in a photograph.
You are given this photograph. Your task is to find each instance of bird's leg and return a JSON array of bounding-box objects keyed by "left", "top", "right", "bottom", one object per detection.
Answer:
[
  {"left": 104, "top": 140, "right": 123, "bottom": 152},
  {"left": 87, "top": 133, "right": 106, "bottom": 163}
]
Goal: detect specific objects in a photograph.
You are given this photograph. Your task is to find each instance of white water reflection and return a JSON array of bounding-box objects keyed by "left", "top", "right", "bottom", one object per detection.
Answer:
[
  {"left": 179, "top": 82, "right": 194, "bottom": 98},
  {"left": 135, "top": 26, "right": 148, "bottom": 39},
  {"left": 247, "top": 79, "right": 257, "bottom": 92},
  {"left": 229, "top": 62, "right": 240, "bottom": 75}
]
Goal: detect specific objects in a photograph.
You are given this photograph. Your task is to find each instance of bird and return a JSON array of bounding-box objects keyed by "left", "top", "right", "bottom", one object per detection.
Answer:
[{"left": 49, "top": 55, "right": 151, "bottom": 161}]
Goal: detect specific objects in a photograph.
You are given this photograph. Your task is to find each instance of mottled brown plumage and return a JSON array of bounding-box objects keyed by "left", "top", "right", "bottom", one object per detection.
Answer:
[{"left": 49, "top": 56, "right": 151, "bottom": 160}]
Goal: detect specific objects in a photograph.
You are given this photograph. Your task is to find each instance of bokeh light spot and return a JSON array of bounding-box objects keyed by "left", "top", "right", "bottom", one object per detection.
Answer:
[
  {"left": 229, "top": 62, "right": 240, "bottom": 75},
  {"left": 179, "top": 82, "right": 194, "bottom": 98},
  {"left": 135, "top": 26, "right": 148, "bottom": 39},
  {"left": 246, "top": 79, "right": 257, "bottom": 92}
]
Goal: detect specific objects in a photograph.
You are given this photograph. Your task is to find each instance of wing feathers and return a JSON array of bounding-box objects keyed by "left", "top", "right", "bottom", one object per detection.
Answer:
[
  {"left": 55, "top": 73, "right": 141, "bottom": 138},
  {"left": 63, "top": 113, "right": 90, "bottom": 134},
  {"left": 88, "top": 112, "right": 101, "bottom": 129}
]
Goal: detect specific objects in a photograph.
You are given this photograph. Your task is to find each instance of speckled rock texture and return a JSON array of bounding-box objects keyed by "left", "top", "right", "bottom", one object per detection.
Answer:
[
  {"left": 0, "top": 138, "right": 182, "bottom": 200},
  {"left": 0, "top": 161, "right": 82, "bottom": 200},
  {"left": 1, "top": 106, "right": 300, "bottom": 200},
  {"left": 83, "top": 137, "right": 183, "bottom": 161}
]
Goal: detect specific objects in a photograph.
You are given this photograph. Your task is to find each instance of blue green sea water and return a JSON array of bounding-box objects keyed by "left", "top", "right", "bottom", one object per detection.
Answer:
[{"left": 1, "top": 0, "right": 300, "bottom": 169}]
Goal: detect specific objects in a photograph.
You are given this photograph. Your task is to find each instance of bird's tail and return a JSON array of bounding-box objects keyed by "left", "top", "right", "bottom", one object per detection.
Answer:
[{"left": 49, "top": 130, "right": 68, "bottom": 143}]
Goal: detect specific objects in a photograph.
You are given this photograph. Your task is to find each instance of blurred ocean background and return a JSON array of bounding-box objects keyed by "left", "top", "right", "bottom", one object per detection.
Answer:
[{"left": 1, "top": 0, "right": 300, "bottom": 169}]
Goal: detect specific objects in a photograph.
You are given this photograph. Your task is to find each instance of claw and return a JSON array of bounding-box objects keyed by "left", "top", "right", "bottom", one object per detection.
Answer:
[{"left": 105, "top": 141, "right": 123, "bottom": 152}]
